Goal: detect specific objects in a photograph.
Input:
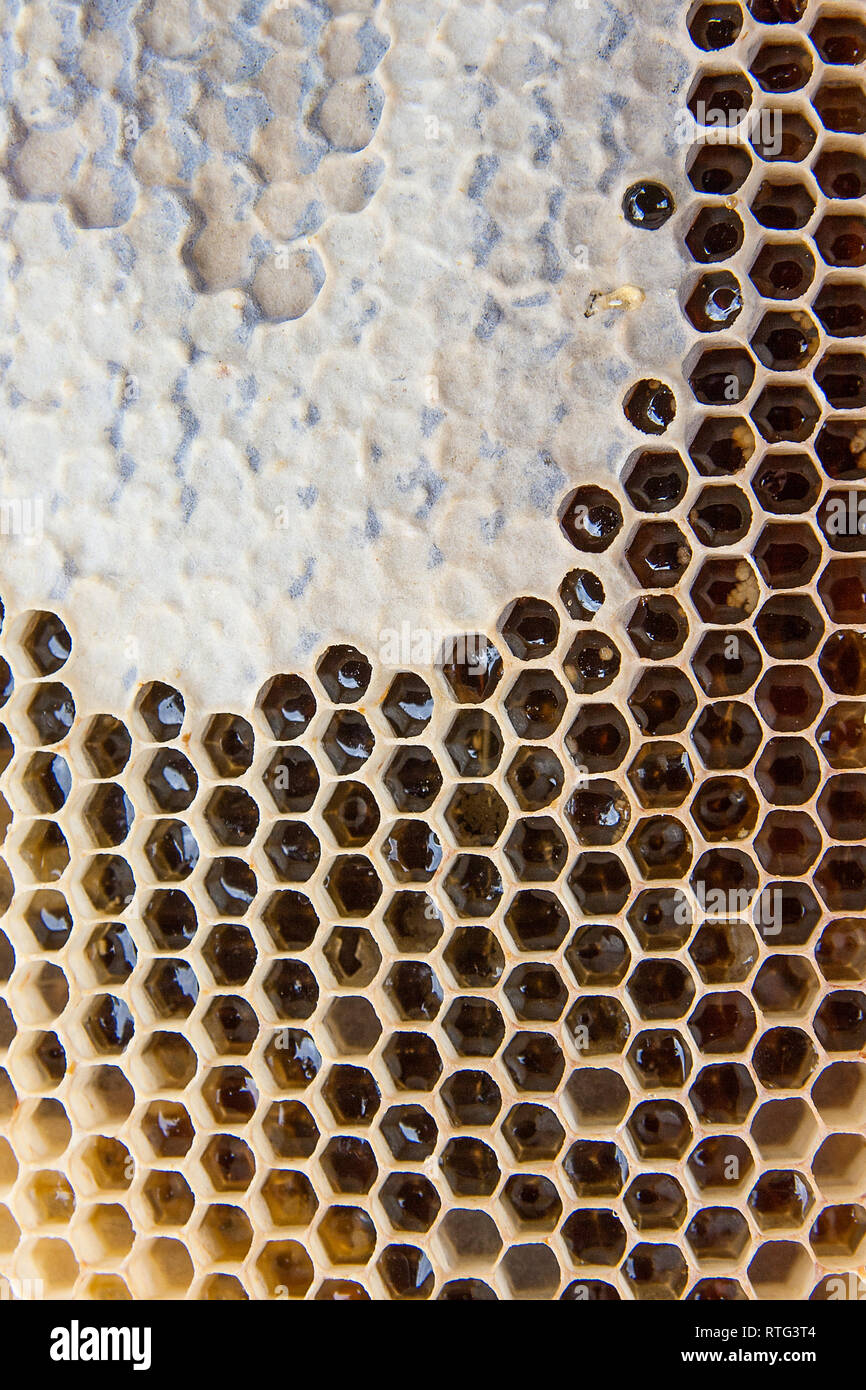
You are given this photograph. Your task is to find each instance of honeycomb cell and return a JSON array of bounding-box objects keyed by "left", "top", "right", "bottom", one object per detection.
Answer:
[
  {"left": 444, "top": 922, "right": 505, "bottom": 989},
  {"left": 384, "top": 962, "right": 443, "bottom": 1022},
  {"left": 751, "top": 384, "right": 821, "bottom": 444},
  {"left": 440, "top": 634, "right": 503, "bottom": 703},
  {"left": 752, "top": 453, "right": 821, "bottom": 516},
  {"left": 322, "top": 710, "right": 374, "bottom": 774},
  {"left": 558, "top": 569, "right": 606, "bottom": 625},
  {"left": 565, "top": 704, "right": 630, "bottom": 773},
  {"left": 688, "top": 2, "right": 743, "bottom": 51},
  {"left": 816, "top": 918, "right": 866, "bottom": 982},
  {"left": 819, "top": 492, "right": 866, "bottom": 554},
  {"left": 622, "top": 180, "right": 675, "bottom": 229},
  {"left": 815, "top": 214, "right": 866, "bottom": 268},
  {"left": 439, "top": 1137, "right": 500, "bottom": 1197},
  {"left": 753, "top": 110, "right": 817, "bottom": 164},
  {"left": 256, "top": 1240, "right": 313, "bottom": 1297},
  {"left": 627, "top": 815, "right": 693, "bottom": 879},
  {"left": 695, "top": 711, "right": 761, "bottom": 788},
  {"left": 686, "top": 206, "right": 744, "bottom": 263},
  {"left": 809, "top": 1205, "right": 866, "bottom": 1260},
  {"left": 324, "top": 926, "right": 381, "bottom": 986},
  {"left": 263, "top": 1101, "right": 319, "bottom": 1159},
  {"left": 688, "top": 1135, "right": 754, "bottom": 1193},
  {"left": 83, "top": 783, "right": 135, "bottom": 848},
  {"left": 691, "top": 630, "right": 762, "bottom": 699},
  {"left": 21, "top": 610, "right": 71, "bottom": 676},
  {"left": 444, "top": 710, "right": 503, "bottom": 777},
  {"left": 692, "top": 1062, "right": 758, "bottom": 1123},
  {"left": 567, "top": 853, "right": 630, "bottom": 915},
  {"left": 141, "top": 1101, "right": 195, "bottom": 1159},
  {"left": 505, "top": 964, "right": 568, "bottom": 1022},
  {"left": 506, "top": 746, "right": 564, "bottom": 811},
  {"left": 504, "top": 670, "right": 567, "bottom": 740},
  {"left": 627, "top": 522, "right": 691, "bottom": 590},
  {"left": 689, "top": 991, "right": 757, "bottom": 1053},
  {"left": 687, "top": 143, "right": 752, "bottom": 196},
  {"left": 383, "top": 891, "right": 443, "bottom": 953},
  {"left": 499, "top": 596, "right": 560, "bottom": 660},
  {"left": 819, "top": 558, "right": 866, "bottom": 625},
  {"left": 382, "top": 1033, "right": 442, "bottom": 1091},
  {"left": 623, "top": 450, "right": 688, "bottom": 515},
  {"left": 560, "top": 486, "right": 623, "bottom": 551},
  {"left": 815, "top": 351, "right": 866, "bottom": 411},
  {"left": 816, "top": 419, "right": 866, "bottom": 482},
  {"left": 622, "top": 1242, "right": 690, "bottom": 1300},
  {"left": 504, "top": 816, "right": 567, "bottom": 882},
  {"left": 323, "top": 782, "right": 381, "bottom": 848},
  {"left": 562, "top": 630, "right": 621, "bottom": 695},
  {"left": 561, "top": 1209, "right": 627, "bottom": 1266},
  {"left": 502, "top": 1033, "right": 564, "bottom": 1093},
  {"left": 144, "top": 748, "right": 198, "bottom": 814},
  {"left": 136, "top": 682, "right": 184, "bottom": 742},
  {"left": 505, "top": 889, "right": 569, "bottom": 951},
  {"left": 502, "top": 1101, "right": 565, "bottom": 1160},
  {"left": 629, "top": 669, "right": 697, "bottom": 735},
  {"left": 814, "top": 990, "right": 866, "bottom": 1051},
  {"left": 142, "top": 1170, "right": 194, "bottom": 1225},
  {"left": 381, "top": 672, "right": 433, "bottom": 737},
  {"left": 751, "top": 179, "right": 815, "bottom": 230},
  {"left": 627, "top": 1100, "right": 693, "bottom": 1159},
  {"left": 320, "top": 1137, "right": 377, "bottom": 1195},
  {"left": 755, "top": 665, "right": 823, "bottom": 731},
  {"left": 82, "top": 853, "right": 135, "bottom": 912},
  {"left": 813, "top": 81, "right": 866, "bottom": 136},
  {"left": 563, "top": 1139, "right": 628, "bottom": 1198},
  {"left": 264, "top": 1028, "right": 321, "bottom": 1091},
  {"left": 202, "top": 713, "right": 255, "bottom": 776},
  {"left": 443, "top": 854, "right": 503, "bottom": 918},
  {"left": 565, "top": 778, "right": 631, "bottom": 843},
  {"left": 260, "top": 1169, "right": 320, "bottom": 1226},
  {"left": 322, "top": 1064, "right": 380, "bottom": 1122},
  {"left": 323, "top": 854, "right": 381, "bottom": 916},
  {"left": 316, "top": 645, "right": 371, "bottom": 703},
  {"left": 379, "top": 1245, "right": 434, "bottom": 1300},
  {"left": 627, "top": 597, "right": 690, "bottom": 663},
  {"left": 263, "top": 959, "right": 319, "bottom": 1021},
  {"left": 28, "top": 683, "right": 75, "bottom": 745},
  {"left": 440, "top": 1070, "right": 502, "bottom": 1127},
  {"left": 262, "top": 747, "right": 319, "bottom": 813},
  {"left": 145, "top": 958, "right": 198, "bottom": 1020},
  {"left": 21, "top": 820, "right": 69, "bottom": 882},
  {"left": 203, "top": 922, "right": 256, "bottom": 984},
  {"left": 380, "top": 1105, "right": 438, "bottom": 1161},
  {"left": 566, "top": 923, "right": 630, "bottom": 987},
  {"left": 379, "top": 1174, "right": 441, "bottom": 1233},
  {"left": 689, "top": 415, "right": 756, "bottom": 478},
  {"left": 324, "top": 996, "right": 382, "bottom": 1054},
  {"left": 202, "top": 996, "right": 258, "bottom": 1055},
  {"left": 627, "top": 961, "right": 696, "bottom": 1023},
  {"left": 686, "top": 1207, "right": 749, "bottom": 1262},
  {"left": 502, "top": 1175, "right": 562, "bottom": 1231},
  {"left": 628, "top": 1028, "right": 692, "bottom": 1088},
  {"left": 817, "top": 702, "right": 866, "bottom": 769},
  {"left": 23, "top": 751, "right": 70, "bottom": 813},
  {"left": 688, "top": 345, "right": 755, "bottom": 406},
  {"left": 384, "top": 746, "right": 442, "bottom": 813},
  {"left": 442, "top": 998, "right": 505, "bottom": 1057},
  {"left": 204, "top": 856, "right": 256, "bottom": 914},
  {"left": 756, "top": 595, "right": 824, "bottom": 659},
  {"left": 685, "top": 271, "right": 744, "bottom": 335},
  {"left": 205, "top": 786, "right": 260, "bottom": 848}
]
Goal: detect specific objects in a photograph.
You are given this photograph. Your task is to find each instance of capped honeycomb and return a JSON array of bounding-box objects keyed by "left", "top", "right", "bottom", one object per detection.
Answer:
[{"left": 1, "top": 0, "right": 866, "bottom": 1303}]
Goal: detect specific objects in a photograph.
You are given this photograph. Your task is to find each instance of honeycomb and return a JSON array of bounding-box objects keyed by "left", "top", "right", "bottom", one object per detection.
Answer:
[{"left": 1, "top": 0, "right": 866, "bottom": 1302}]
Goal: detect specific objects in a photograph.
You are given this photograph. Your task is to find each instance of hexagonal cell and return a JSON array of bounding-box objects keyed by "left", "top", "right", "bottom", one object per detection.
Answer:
[
  {"left": 502, "top": 1174, "right": 562, "bottom": 1231},
  {"left": 202, "top": 712, "right": 254, "bottom": 776},
  {"left": 444, "top": 784, "right": 508, "bottom": 848},
  {"left": 815, "top": 350, "right": 866, "bottom": 410},
  {"left": 692, "top": 700, "right": 762, "bottom": 770},
  {"left": 752, "top": 109, "right": 817, "bottom": 164},
  {"left": 688, "top": 1134, "right": 754, "bottom": 1194},
  {"left": 506, "top": 746, "right": 563, "bottom": 811},
  {"left": 691, "top": 629, "right": 762, "bottom": 697},
  {"left": 383, "top": 746, "right": 442, "bottom": 812},
  {"left": 260, "top": 1169, "right": 319, "bottom": 1225},
  {"left": 378, "top": 1173, "right": 441, "bottom": 1234},
  {"left": 686, "top": 142, "right": 752, "bottom": 196},
  {"left": 686, "top": 205, "right": 744, "bottom": 263},
  {"left": 688, "top": 485, "right": 751, "bottom": 549},
  {"left": 560, "top": 485, "right": 623, "bottom": 551},
  {"left": 443, "top": 709, "right": 503, "bottom": 778},
  {"left": 323, "top": 997, "right": 382, "bottom": 1056},
  {"left": 628, "top": 669, "right": 697, "bottom": 735},
  {"left": 499, "top": 596, "right": 560, "bottom": 660},
  {"left": 322, "top": 782, "right": 380, "bottom": 848},
  {"left": 688, "top": 2, "right": 742, "bottom": 50},
  {"left": 380, "top": 1104, "right": 438, "bottom": 1162},
  {"left": 81, "top": 853, "right": 135, "bottom": 913},
  {"left": 689, "top": 921, "right": 758, "bottom": 985},
  {"left": 202, "top": 995, "right": 258, "bottom": 1055},
  {"left": 80, "top": 714, "right": 129, "bottom": 777},
  {"left": 566, "top": 923, "right": 630, "bottom": 987},
  {"left": 22, "top": 751, "right": 69, "bottom": 814},
  {"left": 627, "top": 815, "right": 693, "bottom": 880},
  {"left": 752, "top": 452, "right": 821, "bottom": 516},
  {"left": 382, "top": 1033, "right": 442, "bottom": 1091},
  {"left": 144, "top": 958, "right": 198, "bottom": 1020},
  {"left": 812, "top": 1134, "right": 866, "bottom": 1198},
  {"left": 627, "top": 1099, "right": 693, "bottom": 1159},
  {"left": 689, "top": 991, "right": 757, "bottom": 1053},
  {"left": 814, "top": 990, "right": 866, "bottom": 1052},
  {"left": 567, "top": 853, "right": 630, "bottom": 915},
  {"left": 144, "top": 820, "right": 199, "bottom": 882},
  {"left": 321, "top": 709, "right": 374, "bottom": 774},
  {"left": 28, "top": 682, "right": 74, "bottom": 745},
  {"left": 628, "top": 970, "right": 698, "bottom": 1046},
  {"left": 136, "top": 681, "right": 184, "bottom": 742},
  {"left": 813, "top": 147, "right": 866, "bottom": 202},
  {"left": 263, "top": 959, "right": 319, "bottom": 1021},
  {"left": 382, "top": 890, "right": 442, "bottom": 953},
  {"left": 205, "top": 785, "right": 260, "bottom": 848},
  {"left": 623, "top": 378, "right": 676, "bottom": 435},
  {"left": 689, "top": 415, "right": 756, "bottom": 480},
  {"left": 504, "top": 888, "right": 569, "bottom": 951},
  {"left": 316, "top": 645, "right": 371, "bottom": 703},
  {"left": 751, "top": 178, "right": 815, "bottom": 232},
  {"left": 565, "top": 703, "right": 630, "bottom": 772},
  {"left": 204, "top": 856, "right": 256, "bottom": 914},
  {"left": 686, "top": 1207, "right": 749, "bottom": 1263},
  {"left": 443, "top": 855, "right": 503, "bottom": 918},
  {"left": 502, "top": 1100, "right": 565, "bottom": 1161},
  {"left": 626, "top": 596, "right": 690, "bottom": 662},
  {"left": 816, "top": 918, "right": 866, "bottom": 982},
  {"left": 813, "top": 81, "right": 866, "bottom": 135},
  {"left": 322, "top": 855, "right": 381, "bottom": 917},
  {"left": 504, "top": 816, "right": 567, "bottom": 882},
  {"left": 262, "top": 747, "right": 319, "bottom": 813},
  {"left": 756, "top": 665, "right": 823, "bottom": 732},
  {"left": 262, "top": 1100, "right": 319, "bottom": 1160},
  {"left": 384, "top": 962, "right": 442, "bottom": 1022},
  {"left": 442, "top": 998, "right": 504, "bottom": 1057},
  {"left": 562, "top": 1208, "right": 627, "bottom": 1266},
  {"left": 83, "top": 784, "right": 135, "bottom": 850},
  {"left": 203, "top": 922, "right": 256, "bottom": 983},
  {"left": 816, "top": 418, "right": 866, "bottom": 481},
  {"left": 504, "top": 670, "right": 567, "bottom": 740},
  {"left": 378, "top": 1244, "right": 434, "bottom": 1301},
  {"left": 815, "top": 213, "right": 866, "bottom": 268},
  {"left": 690, "top": 557, "right": 759, "bottom": 624},
  {"left": 688, "top": 345, "right": 755, "bottom": 407},
  {"left": 504, "top": 963, "right": 568, "bottom": 1023},
  {"left": 20, "top": 820, "right": 69, "bottom": 882},
  {"left": 627, "top": 522, "right": 691, "bottom": 589},
  {"left": 627, "top": 1029, "right": 692, "bottom": 1089},
  {"left": 562, "top": 630, "right": 620, "bottom": 695},
  {"left": 381, "top": 672, "right": 433, "bottom": 737},
  {"left": 685, "top": 271, "right": 743, "bottom": 334},
  {"left": 439, "top": 634, "right": 503, "bottom": 703},
  {"left": 819, "top": 558, "right": 866, "bottom": 625},
  {"left": 264, "top": 1028, "right": 321, "bottom": 1092},
  {"left": 816, "top": 702, "right": 866, "bottom": 770},
  {"left": 323, "top": 926, "right": 381, "bottom": 986},
  {"left": 757, "top": 594, "right": 824, "bottom": 659},
  {"left": 320, "top": 1137, "right": 377, "bottom": 1196},
  {"left": 558, "top": 567, "right": 605, "bottom": 620},
  {"left": 142, "top": 1170, "right": 194, "bottom": 1225},
  {"left": 751, "top": 384, "right": 821, "bottom": 444},
  {"left": 565, "top": 778, "right": 631, "bottom": 844},
  {"left": 439, "top": 1136, "right": 500, "bottom": 1197},
  {"left": 440, "top": 1069, "right": 502, "bottom": 1128},
  {"left": 321, "top": 1063, "right": 380, "bottom": 1125},
  {"left": 258, "top": 674, "right": 316, "bottom": 741}
]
